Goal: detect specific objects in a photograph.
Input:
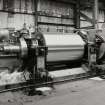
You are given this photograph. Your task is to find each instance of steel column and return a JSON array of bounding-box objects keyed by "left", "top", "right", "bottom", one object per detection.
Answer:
[
  {"left": 93, "top": 0, "right": 99, "bottom": 29},
  {"left": 34, "top": 0, "right": 38, "bottom": 32},
  {"left": 75, "top": 0, "right": 80, "bottom": 29}
]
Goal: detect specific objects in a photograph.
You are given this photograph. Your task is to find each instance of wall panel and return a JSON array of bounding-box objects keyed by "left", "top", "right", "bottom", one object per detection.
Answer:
[
  {"left": 13, "top": 14, "right": 34, "bottom": 30},
  {"left": 0, "top": 0, "right": 105, "bottom": 31},
  {"left": 0, "top": 0, "right": 3, "bottom": 10},
  {"left": 38, "top": 0, "right": 74, "bottom": 17},
  {"left": 80, "top": 8, "right": 105, "bottom": 29},
  {"left": 0, "top": 12, "right": 8, "bottom": 28},
  {"left": 98, "top": 10, "right": 105, "bottom": 22},
  {"left": 38, "top": 0, "right": 74, "bottom": 33},
  {"left": 0, "top": 0, "right": 35, "bottom": 30}
]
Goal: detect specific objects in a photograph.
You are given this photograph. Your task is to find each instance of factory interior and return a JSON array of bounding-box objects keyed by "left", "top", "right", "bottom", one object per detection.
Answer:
[{"left": 0, "top": 0, "right": 105, "bottom": 105}]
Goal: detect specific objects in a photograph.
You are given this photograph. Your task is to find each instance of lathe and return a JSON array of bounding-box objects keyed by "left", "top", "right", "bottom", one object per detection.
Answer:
[{"left": 0, "top": 28, "right": 105, "bottom": 87}]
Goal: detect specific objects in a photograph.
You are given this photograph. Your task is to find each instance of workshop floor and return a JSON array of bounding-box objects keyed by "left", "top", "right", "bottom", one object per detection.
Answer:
[{"left": 0, "top": 77, "right": 105, "bottom": 105}]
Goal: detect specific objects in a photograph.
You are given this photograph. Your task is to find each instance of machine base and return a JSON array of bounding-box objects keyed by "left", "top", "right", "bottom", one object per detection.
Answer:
[
  {"left": 49, "top": 67, "right": 90, "bottom": 81},
  {"left": 0, "top": 66, "right": 94, "bottom": 93}
]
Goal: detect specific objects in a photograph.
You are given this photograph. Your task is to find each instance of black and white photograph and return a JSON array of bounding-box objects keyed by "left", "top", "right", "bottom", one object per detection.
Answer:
[{"left": 0, "top": 0, "right": 105, "bottom": 105}]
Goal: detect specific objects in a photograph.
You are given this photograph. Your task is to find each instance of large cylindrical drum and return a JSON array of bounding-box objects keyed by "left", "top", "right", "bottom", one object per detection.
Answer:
[{"left": 43, "top": 33, "right": 85, "bottom": 62}]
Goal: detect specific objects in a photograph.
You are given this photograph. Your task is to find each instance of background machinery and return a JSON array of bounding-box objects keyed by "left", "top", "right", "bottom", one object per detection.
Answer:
[{"left": 0, "top": 28, "right": 105, "bottom": 92}]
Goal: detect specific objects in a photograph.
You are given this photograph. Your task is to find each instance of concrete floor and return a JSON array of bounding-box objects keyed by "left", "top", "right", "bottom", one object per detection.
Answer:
[
  {"left": 0, "top": 78, "right": 105, "bottom": 105},
  {"left": 26, "top": 78, "right": 105, "bottom": 105}
]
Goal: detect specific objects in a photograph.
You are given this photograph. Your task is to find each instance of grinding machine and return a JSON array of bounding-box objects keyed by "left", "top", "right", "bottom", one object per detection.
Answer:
[{"left": 0, "top": 29, "right": 105, "bottom": 86}]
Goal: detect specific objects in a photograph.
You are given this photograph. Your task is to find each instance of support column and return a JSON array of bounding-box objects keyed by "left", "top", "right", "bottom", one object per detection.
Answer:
[
  {"left": 75, "top": 0, "right": 80, "bottom": 29},
  {"left": 93, "top": 0, "right": 99, "bottom": 29},
  {"left": 34, "top": 0, "right": 38, "bottom": 32}
]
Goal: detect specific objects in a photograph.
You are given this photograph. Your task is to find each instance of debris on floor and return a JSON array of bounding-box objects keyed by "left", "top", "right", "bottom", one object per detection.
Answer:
[
  {"left": 90, "top": 77, "right": 105, "bottom": 81},
  {"left": 36, "top": 87, "right": 53, "bottom": 96}
]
